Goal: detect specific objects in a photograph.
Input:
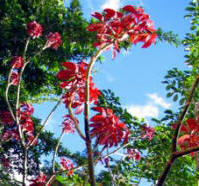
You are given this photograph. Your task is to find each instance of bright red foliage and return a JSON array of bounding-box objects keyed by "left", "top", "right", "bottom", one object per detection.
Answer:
[
  {"left": 0, "top": 110, "right": 14, "bottom": 125},
  {"left": 2, "top": 129, "right": 19, "bottom": 141},
  {"left": 26, "top": 21, "right": 42, "bottom": 38},
  {"left": 141, "top": 124, "right": 155, "bottom": 141},
  {"left": 60, "top": 157, "right": 74, "bottom": 176},
  {"left": 127, "top": 148, "right": 140, "bottom": 161},
  {"left": 87, "top": 5, "right": 157, "bottom": 58},
  {"left": 17, "top": 103, "right": 36, "bottom": 145},
  {"left": 0, "top": 106, "right": 35, "bottom": 142},
  {"left": 57, "top": 62, "right": 100, "bottom": 114},
  {"left": 10, "top": 71, "right": 19, "bottom": 86},
  {"left": 11, "top": 56, "right": 24, "bottom": 69},
  {"left": 45, "top": 32, "right": 62, "bottom": 50},
  {"left": 176, "top": 118, "right": 199, "bottom": 151},
  {"left": 30, "top": 172, "right": 48, "bottom": 186},
  {"left": 62, "top": 115, "right": 75, "bottom": 134},
  {"left": 90, "top": 107, "right": 129, "bottom": 147},
  {"left": 10, "top": 56, "right": 25, "bottom": 86}
]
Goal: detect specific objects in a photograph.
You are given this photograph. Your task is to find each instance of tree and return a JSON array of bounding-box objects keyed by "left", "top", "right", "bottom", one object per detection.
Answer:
[
  {"left": 0, "top": 0, "right": 96, "bottom": 183},
  {"left": 1, "top": 2, "right": 157, "bottom": 185},
  {"left": 2, "top": 0, "right": 199, "bottom": 186}
]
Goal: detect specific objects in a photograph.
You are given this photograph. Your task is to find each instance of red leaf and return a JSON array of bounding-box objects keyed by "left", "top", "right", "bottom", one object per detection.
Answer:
[
  {"left": 62, "top": 62, "right": 77, "bottom": 71},
  {"left": 187, "top": 118, "right": 198, "bottom": 131},
  {"left": 123, "top": 5, "right": 137, "bottom": 14},
  {"left": 177, "top": 134, "right": 190, "bottom": 145},
  {"left": 104, "top": 8, "right": 116, "bottom": 21},
  {"left": 74, "top": 104, "right": 84, "bottom": 115},
  {"left": 141, "top": 34, "right": 156, "bottom": 48},
  {"left": 92, "top": 12, "right": 103, "bottom": 20},
  {"left": 90, "top": 115, "right": 105, "bottom": 122},
  {"left": 87, "top": 23, "right": 105, "bottom": 32}
]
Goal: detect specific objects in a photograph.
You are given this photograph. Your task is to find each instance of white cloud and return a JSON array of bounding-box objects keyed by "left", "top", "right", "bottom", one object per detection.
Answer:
[
  {"left": 126, "top": 93, "right": 171, "bottom": 119},
  {"left": 101, "top": 0, "right": 121, "bottom": 10},
  {"left": 147, "top": 93, "right": 171, "bottom": 109},
  {"left": 126, "top": 104, "right": 159, "bottom": 119}
]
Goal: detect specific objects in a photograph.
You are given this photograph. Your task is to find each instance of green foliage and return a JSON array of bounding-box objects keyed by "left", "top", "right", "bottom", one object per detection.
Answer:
[
  {"left": 156, "top": 28, "right": 181, "bottom": 47},
  {"left": 0, "top": 0, "right": 96, "bottom": 104}
]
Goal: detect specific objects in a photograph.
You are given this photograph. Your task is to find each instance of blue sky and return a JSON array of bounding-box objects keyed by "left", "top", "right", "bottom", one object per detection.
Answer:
[{"left": 33, "top": 0, "right": 192, "bottom": 184}]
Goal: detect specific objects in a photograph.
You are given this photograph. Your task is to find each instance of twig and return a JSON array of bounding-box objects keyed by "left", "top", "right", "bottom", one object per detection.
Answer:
[
  {"left": 5, "top": 68, "right": 16, "bottom": 121},
  {"left": 28, "top": 98, "right": 62, "bottom": 148},
  {"left": 16, "top": 62, "right": 30, "bottom": 146},
  {"left": 68, "top": 100, "right": 86, "bottom": 140},
  {"left": 45, "top": 140, "right": 131, "bottom": 185},
  {"left": 52, "top": 130, "right": 65, "bottom": 173}
]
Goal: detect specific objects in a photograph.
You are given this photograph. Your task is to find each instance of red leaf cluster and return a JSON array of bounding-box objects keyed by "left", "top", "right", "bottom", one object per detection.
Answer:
[
  {"left": 2, "top": 129, "right": 19, "bottom": 142},
  {"left": 45, "top": 32, "right": 62, "bottom": 50},
  {"left": 30, "top": 172, "right": 49, "bottom": 186},
  {"left": 60, "top": 157, "right": 74, "bottom": 176},
  {"left": 62, "top": 115, "right": 75, "bottom": 134},
  {"left": 1, "top": 103, "right": 34, "bottom": 143},
  {"left": 9, "top": 56, "right": 24, "bottom": 86},
  {"left": 90, "top": 107, "right": 129, "bottom": 147},
  {"left": 57, "top": 62, "right": 100, "bottom": 114},
  {"left": 0, "top": 110, "right": 14, "bottom": 125},
  {"left": 141, "top": 124, "right": 155, "bottom": 141},
  {"left": 87, "top": 5, "right": 157, "bottom": 58},
  {"left": 17, "top": 103, "right": 36, "bottom": 145},
  {"left": 127, "top": 148, "right": 140, "bottom": 161},
  {"left": 176, "top": 118, "right": 199, "bottom": 151},
  {"left": 11, "top": 56, "right": 24, "bottom": 69},
  {"left": 10, "top": 71, "right": 19, "bottom": 86},
  {"left": 26, "top": 21, "right": 42, "bottom": 39}
]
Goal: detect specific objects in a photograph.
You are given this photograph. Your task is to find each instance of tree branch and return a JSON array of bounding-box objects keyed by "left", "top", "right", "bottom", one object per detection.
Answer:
[
  {"left": 68, "top": 100, "right": 86, "bottom": 141},
  {"left": 157, "top": 75, "right": 199, "bottom": 186},
  {"left": 5, "top": 68, "right": 16, "bottom": 121},
  {"left": 52, "top": 130, "right": 65, "bottom": 173},
  {"left": 22, "top": 147, "right": 28, "bottom": 186},
  {"left": 172, "top": 75, "right": 199, "bottom": 152},
  {"left": 84, "top": 44, "right": 111, "bottom": 186},
  {"left": 28, "top": 98, "right": 62, "bottom": 148}
]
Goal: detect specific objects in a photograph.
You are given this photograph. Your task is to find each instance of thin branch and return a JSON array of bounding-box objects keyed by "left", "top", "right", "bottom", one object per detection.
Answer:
[
  {"left": 23, "top": 38, "right": 30, "bottom": 59},
  {"left": 45, "top": 175, "right": 56, "bottom": 186},
  {"left": 45, "top": 141, "right": 131, "bottom": 185},
  {"left": 5, "top": 68, "right": 16, "bottom": 121},
  {"left": 68, "top": 101, "right": 86, "bottom": 141},
  {"left": 174, "top": 146, "right": 199, "bottom": 157},
  {"left": 102, "top": 142, "right": 130, "bottom": 160},
  {"left": 52, "top": 131, "right": 65, "bottom": 173},
  {"left": 16, "top": 62, "right": 30, "bottom": 146},
  {"left": 156, "top": 155, "right": 176, "bottom": 186},
  {"left": 172, "top": 75, "right": 199, "bottom": 152},
  {"left": 28, "top": 98, "right": 62, "bottom": 148}
]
